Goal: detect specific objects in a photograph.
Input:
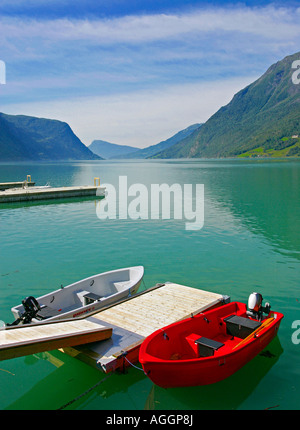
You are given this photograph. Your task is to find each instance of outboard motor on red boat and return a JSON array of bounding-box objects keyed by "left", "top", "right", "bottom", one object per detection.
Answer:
[
  {"left": 7, "top": 296, "right": 41, "bottom": 326},
  {"left": 247, "top": 292, "right": 271, "bottom": 321}
]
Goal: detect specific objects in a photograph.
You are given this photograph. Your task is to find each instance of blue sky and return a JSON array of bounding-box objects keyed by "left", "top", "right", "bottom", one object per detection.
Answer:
[{"left": 0, "top": 0, "right": 299, "bottom": 147}]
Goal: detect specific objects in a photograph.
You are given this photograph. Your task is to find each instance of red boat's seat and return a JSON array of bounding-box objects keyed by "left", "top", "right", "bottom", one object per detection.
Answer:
[
  {"left": 224, "top": 315, "right": 261, "bottom": 339},
  {"left": 194, "top": 336, "right": 224, "bottom": 357}
]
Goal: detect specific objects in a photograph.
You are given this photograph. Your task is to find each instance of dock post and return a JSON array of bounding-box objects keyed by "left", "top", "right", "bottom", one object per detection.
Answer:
[{"left": 94, "top": 177, "right": 100, "bottom": 186}]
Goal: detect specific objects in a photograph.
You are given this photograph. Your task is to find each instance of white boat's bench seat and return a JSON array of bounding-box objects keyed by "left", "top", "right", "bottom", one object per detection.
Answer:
[
  {"left": 37, "top": 305, "right": 62, "bottom": 319},
  {"left": 76, "top": 290, "right": 103, "bottom": 306},
  {"left": 37, "top": 304, "right": 79, "bottom": 320},
  {"left": 83, "top": 292, "right": 103, "bottom": 303}
]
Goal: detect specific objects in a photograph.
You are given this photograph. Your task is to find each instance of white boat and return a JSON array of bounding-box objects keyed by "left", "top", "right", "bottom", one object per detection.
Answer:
[{"left": 10, "top": 266, "right": 144, "bottom": 325}]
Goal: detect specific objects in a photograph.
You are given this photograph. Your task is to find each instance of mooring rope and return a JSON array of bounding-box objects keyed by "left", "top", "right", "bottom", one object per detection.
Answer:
[
  {"left": 123, "top": 354, "right": 147, "bottom": 374},
  {"left": 57, "top": 373, "right": 112, "bottom": 410}
]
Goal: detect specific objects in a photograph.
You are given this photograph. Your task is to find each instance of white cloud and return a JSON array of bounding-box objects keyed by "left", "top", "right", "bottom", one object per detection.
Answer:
[
  {"left": 1, "top": 6, "right": 300, "bottom": 47},
  {"left": 4, "top": 76, "right": 256, "bottom": 147}
]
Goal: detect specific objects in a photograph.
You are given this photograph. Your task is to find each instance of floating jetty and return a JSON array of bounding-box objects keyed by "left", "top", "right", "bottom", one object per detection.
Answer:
[
  {"left": 0, "top": 175, "right": 35, "bottom": 191},
  {"left": 0, "top": 182, "right": 35, "bottom": 191},
  {"left": 0, "top": 177, "right": 105, "bottom": 203},
  {"left": 60, "top": 283, "right": 229, "bottom": 373}
]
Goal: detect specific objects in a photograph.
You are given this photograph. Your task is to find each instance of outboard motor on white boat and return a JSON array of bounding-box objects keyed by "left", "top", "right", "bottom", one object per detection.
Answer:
[
  {"left": 7, "top": 296, "right": 41, "bottom": 326},
  {"left": 247, "top": 292, "right": 271, "bottom": 321}
]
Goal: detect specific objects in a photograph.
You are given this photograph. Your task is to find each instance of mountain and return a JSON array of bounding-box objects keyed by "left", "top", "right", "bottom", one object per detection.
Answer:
[
  {"left": 153, "top": 51, "right": 300, "bottom": 159},
  {"left": 88, "top": 140, "right": 138, "bottom": 159},
  {"left": 0, "top": 113, "right": 101, "bottom": 161},
  {"left": 114, "top": 123, "right": 202, "bottom": 159}
]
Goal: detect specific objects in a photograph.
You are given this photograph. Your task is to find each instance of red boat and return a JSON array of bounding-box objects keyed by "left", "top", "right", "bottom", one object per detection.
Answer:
[{"left": 139, "top": 295, "right": 283, "bottom": 388}]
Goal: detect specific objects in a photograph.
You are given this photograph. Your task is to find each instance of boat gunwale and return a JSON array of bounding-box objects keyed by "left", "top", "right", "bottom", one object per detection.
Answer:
[{"left": 32, "top": 265, "right": 144, "bottom": 298}]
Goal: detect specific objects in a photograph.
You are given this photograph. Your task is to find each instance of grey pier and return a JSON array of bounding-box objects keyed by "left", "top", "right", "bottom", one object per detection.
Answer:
[{"left": 0, "top": 177, "right": 105, "bottom": 203}]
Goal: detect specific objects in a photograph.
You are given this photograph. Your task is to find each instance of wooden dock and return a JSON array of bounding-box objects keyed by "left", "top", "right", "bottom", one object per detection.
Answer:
[
  {"left": 0, "top": 185, "right": 106, "bottom": 203},
  {"left": 60, "top": 283, "right": 229, "bottom": 373},
  {"left": 0, "top": 319, "right": 112, "bottom": 361}
]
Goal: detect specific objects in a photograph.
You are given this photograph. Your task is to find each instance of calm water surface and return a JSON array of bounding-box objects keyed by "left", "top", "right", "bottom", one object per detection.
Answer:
[{"left": 0, "top": 159, "right": 299, "bottom": 410}]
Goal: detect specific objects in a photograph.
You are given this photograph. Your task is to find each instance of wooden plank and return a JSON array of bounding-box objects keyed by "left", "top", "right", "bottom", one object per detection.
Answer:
[
  {"left": 0, "top": 319, "right": 112, "bottom": 361},
  {"left": 91, "top": 283, "right": 223, "bottom": 337}
]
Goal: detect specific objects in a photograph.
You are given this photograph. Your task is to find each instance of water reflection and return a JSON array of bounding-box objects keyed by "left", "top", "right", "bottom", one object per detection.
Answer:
[
  {"left": 3, "top": 335, "right": 283, "bottom": 410},
  {"left": 72, "top": 158, "right": 300, "bottom": 260},
  {"left": 4, "top": 350, "right": 146, "bottom": 410},
  {"left": 0, "top": 161, "right": 81, "bottom": 187},
  {"left": 2, "top": 160, "right": 299, "bottom": 261},
  {"left": 144, "top": 336, "right": 283, "bottom": 410},
  {"left": 199, "top": 160, "right": 300, "bottom": 260}
]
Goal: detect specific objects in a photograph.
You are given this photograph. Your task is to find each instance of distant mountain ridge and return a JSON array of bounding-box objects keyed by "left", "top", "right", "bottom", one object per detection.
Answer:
[
  {"left": 153, "top": 51, "right": 300, "bottom": 159},
  {"left": 111, "top": 123, "right": 202, "bottom": 159},
  {"left": 2, "top": 52, "right": 299, "bottom": 162},
  {"left": 0, "top": 113, "right": 101, "bottom": 161},
  {"left": 88, "top": 140, "right": 138, "bottom": 159}
]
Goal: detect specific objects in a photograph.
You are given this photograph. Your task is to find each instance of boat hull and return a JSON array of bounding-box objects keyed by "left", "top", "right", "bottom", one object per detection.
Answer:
[
  {"left": 11, "top": 266, "right": 144, "bottom": 323},
  {"left": 139, "top": 302, "right": 283, "bottom": 388}
]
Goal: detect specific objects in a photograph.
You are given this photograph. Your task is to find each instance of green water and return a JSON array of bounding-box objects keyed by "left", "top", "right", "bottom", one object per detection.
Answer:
[{"left": 0, "top": 159, "right": 299, "bottom": 410}]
